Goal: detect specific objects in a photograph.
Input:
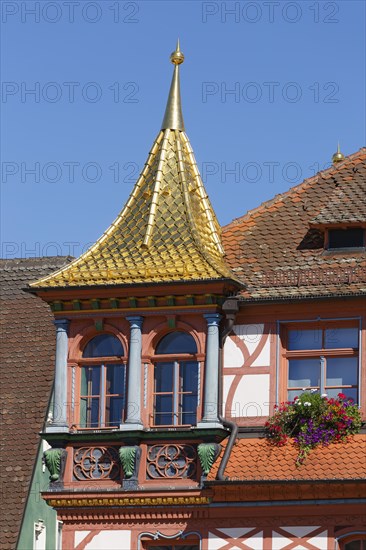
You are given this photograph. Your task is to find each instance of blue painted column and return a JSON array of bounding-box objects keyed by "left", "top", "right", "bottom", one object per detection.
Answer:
[
  {"left": 49, "top": 319, "right": 69, "bottom": 431},
  {"left": 121, "top": 316, "right": 144, "bottom": 430},
  {"left": 199, "top": 313, "right": 222, "bottom": 426}
]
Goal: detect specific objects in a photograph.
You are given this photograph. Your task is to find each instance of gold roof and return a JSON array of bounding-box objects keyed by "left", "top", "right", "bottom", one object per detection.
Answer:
[{"left": 31, "top": 44, "right": 235, "bottom": 289}]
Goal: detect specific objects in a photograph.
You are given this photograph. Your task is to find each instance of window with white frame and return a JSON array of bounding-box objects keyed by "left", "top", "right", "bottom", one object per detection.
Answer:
[
  {"left": 34, "top": 520, "right": 46, "bottom": 550},
  {"left": 56, "top": 521, "right": 63, "bottom": 550}
]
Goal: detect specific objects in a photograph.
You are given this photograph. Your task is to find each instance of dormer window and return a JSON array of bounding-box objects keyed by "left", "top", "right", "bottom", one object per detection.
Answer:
[
  {"left": 327, "top": 228, "right": 365, "bottom": 249},
  {"left": 79, "top": 334, "right": 126, "bottom": 429}
]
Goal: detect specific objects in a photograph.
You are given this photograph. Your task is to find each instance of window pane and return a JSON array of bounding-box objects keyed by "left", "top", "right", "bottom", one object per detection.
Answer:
[
  {"left": 288, "top": 359, "right": 320, "bottom": 388},
  {"left": 288, "top": 329, "right": 322, "bottom": 350},
  {"left": 345, "top": 540, "right": 362, "bottom": 550},
  {"left": 180, "top": 361, "right": 198, "bottom": 425},
  {"left": 83, "top": 334, "right": 124, "bottom": 357},
  {"left": 325, "top": 327, "right": 359, "bottom": 349},
  {"left": 326, "top": 387, "right": 358, "bottom": 403},
  {"left": 81, "top": 366, "right": 101, "bottom": 395},
  {"left": 80, "top": 397, "right": 99, "bottom": 427},
  {"left": 288, "top": 389, "right": 305, "bottom": 401},
  {"left": 106, "top": 364, "right": 125, "bottom": 394},
  {"left": 181, "top": 361, "right": 199, "bottom": 393},
  {"left": 181, "top": 395, "right": 197, "bottom": 425},
  {"left": 105, "top": 396, "right": 124, "bottom": 426},
  {"left": 155, "top": 362, "right": 174, "bottom": 392},
  {"left": 156, "top": 331, "right": 197, "bottom": 354},
  {"left": 328, "top": 228, "right": 364, "bottom": 248},
  {"left": 154, "top": 395, "right": 173, "bottom": 425},
  {"left": 80, "top": 366, "right": 88, "bottom": 395},
  {"left": 326, "top": 357, "right": 358, "bottom": 386}
]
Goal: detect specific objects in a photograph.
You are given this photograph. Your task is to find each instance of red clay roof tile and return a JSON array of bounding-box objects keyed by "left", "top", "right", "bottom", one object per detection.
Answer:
[{"left": 209, "top": 434, "right": 366, "bottom": 481}]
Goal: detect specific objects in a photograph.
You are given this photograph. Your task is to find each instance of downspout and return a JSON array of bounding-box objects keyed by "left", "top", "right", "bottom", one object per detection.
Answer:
[{"left": 216, "top": 297, "right": 240, "bottom": 481}]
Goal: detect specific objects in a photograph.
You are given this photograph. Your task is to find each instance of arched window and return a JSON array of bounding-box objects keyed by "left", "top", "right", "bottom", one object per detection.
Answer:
[
  {"left": 79, "top": 334, "right": 126, "bottom": 428},
  {"left": 83, "top": 334, "right": 124, "bottom": 357},
  {"left": 337, "top": 532, "right": 366, "bottom": 550},
  {"left": 153, "top": 332, "right": 199, "bottom": 427}
]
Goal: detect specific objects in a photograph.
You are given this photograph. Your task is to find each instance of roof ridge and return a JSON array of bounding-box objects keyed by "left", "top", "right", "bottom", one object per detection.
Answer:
[{"left": 223, "top": 147, "right": 366, "bottom": 231}]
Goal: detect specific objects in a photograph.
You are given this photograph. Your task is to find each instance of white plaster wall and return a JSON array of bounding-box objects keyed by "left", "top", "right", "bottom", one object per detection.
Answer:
[
  {"left": 208, "top": 528, "right": 263, "bottom": 550},
  {"left": 272, "top": 527, "right": 327, "bottom": 550},
  {"left": 222, "top": 374, "right": 235, "bottom": 413},
  {"left": 306, "top": 530, "right": 328, "bottom": 549},
  {"left": 83, "top": 530, "right": 131, "bottom": 550},
  {"left": 224, "top": 337, "right": 244, "bottom": 368},
  {"left": 233, "top": 324, "right": 264, "bottom": 355},
  {"left": 75, "top": 531, "right": 90, "bottom": 546},
  {"left": 233, "top": 374, "right": 270, "bottom": 417},
  {"left": 224, "top": 329, "right": 271, "bottom": 368},
  {"left": 250, "top": 335, "right": 270, "bottom": 367}
]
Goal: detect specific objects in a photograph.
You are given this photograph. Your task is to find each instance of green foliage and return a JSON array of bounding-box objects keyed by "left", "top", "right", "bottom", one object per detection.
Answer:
[
  {"left": 197, "top": 443, "right": 219, "bottom": 475},
  {"left": 44, "top": 448, "right": 62, "bottom": 481},
  {"left": 119, "top": 446, "right": 136, "bottom": 478},
  {"left": 265, "top": 391, "right": 361, "bottom": 466}
]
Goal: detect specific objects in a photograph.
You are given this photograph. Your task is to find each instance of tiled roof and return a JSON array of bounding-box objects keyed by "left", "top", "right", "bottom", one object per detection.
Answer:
[
  {"left": 0, "top": 257, "right": 71, "bottom": 550},
  {"left": 311, "top": 176, "right": 366, "bottom": 225},
  {"left": 222, "top": 148, "right": 366, "bottom": 299},
  {"left": 208, "top": 433, "right": 366, "bottom": 481}
]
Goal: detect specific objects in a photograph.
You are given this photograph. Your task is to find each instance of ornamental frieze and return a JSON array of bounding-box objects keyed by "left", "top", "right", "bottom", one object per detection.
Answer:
[{"left": 48, "top": 496, "right": 211, "bottom": 508}]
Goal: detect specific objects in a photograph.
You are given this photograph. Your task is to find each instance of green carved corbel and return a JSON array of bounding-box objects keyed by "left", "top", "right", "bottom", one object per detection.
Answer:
[
  {"left": 43, "top": 448, "right": 67, "bottom": 483},
  {"left": 119, "top": 445, "right": 141, "bottom": 481},
  {"left": 197, "top": 442, "right": 221, "bottom": 477}
]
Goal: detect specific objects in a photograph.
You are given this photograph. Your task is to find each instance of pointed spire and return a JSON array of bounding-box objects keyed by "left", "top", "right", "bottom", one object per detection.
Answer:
[
  {"left": 161, "top": 40, "right": 185, "bottom": 131},
  {"left": 332, "top": 142, "right": 345, "bottom": 164},
  {"left": 29, "top": 43, "right": 236, "bottom": 289}
]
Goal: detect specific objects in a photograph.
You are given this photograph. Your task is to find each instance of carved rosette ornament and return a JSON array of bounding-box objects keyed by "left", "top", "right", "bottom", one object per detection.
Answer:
[
  {"left": 147, "top": 444, "right": 197, "bottom": 479},
  {"left": 43, "top": 447, "right": 67, "bottom": 483},
  {"left": 197, "top": 442, "right": 221, "bottom": 477},
  {"left": 73, "top": 447, "right": 120, "bottom": 481}
]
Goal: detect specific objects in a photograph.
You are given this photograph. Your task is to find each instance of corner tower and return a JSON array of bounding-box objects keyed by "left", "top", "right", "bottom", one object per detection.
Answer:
[{"left": 29, "top": 45, "right": 241, "bottom": 529}]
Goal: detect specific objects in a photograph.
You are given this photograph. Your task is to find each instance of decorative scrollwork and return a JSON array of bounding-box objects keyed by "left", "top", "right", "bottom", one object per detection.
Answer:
[
  {"left": 73, "top": 446, "right": 121, "bottom": 481},
  {"left": 147, "top": 444, "right": 197, "bottom": 479}
]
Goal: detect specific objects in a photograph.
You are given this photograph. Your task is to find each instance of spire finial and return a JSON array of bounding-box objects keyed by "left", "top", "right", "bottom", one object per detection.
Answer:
[
  {"left": 332, "top": 142, "right": 345, "bottom": 164},
  {"left": 161, "top": 40, "right": 185, "bottom": 130},
  {"left": 170, "top": 39, "right": 184, "bottom": 65}
]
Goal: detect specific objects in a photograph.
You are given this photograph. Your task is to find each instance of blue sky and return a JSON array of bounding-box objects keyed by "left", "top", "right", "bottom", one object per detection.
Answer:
[{"left": 1, "top": 0, "right": 365, "bottom": 259}]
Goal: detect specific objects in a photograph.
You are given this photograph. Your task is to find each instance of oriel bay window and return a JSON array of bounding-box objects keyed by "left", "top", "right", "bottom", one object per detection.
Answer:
[
  {"left": 282, "top": 322, "right": 359, "bottom": 402},
  {"left": 79, "top": 334, "right": 126, "bottom": 428},
  {"left": 153, "top": 332, "right": 199, "bottom": 426}
]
